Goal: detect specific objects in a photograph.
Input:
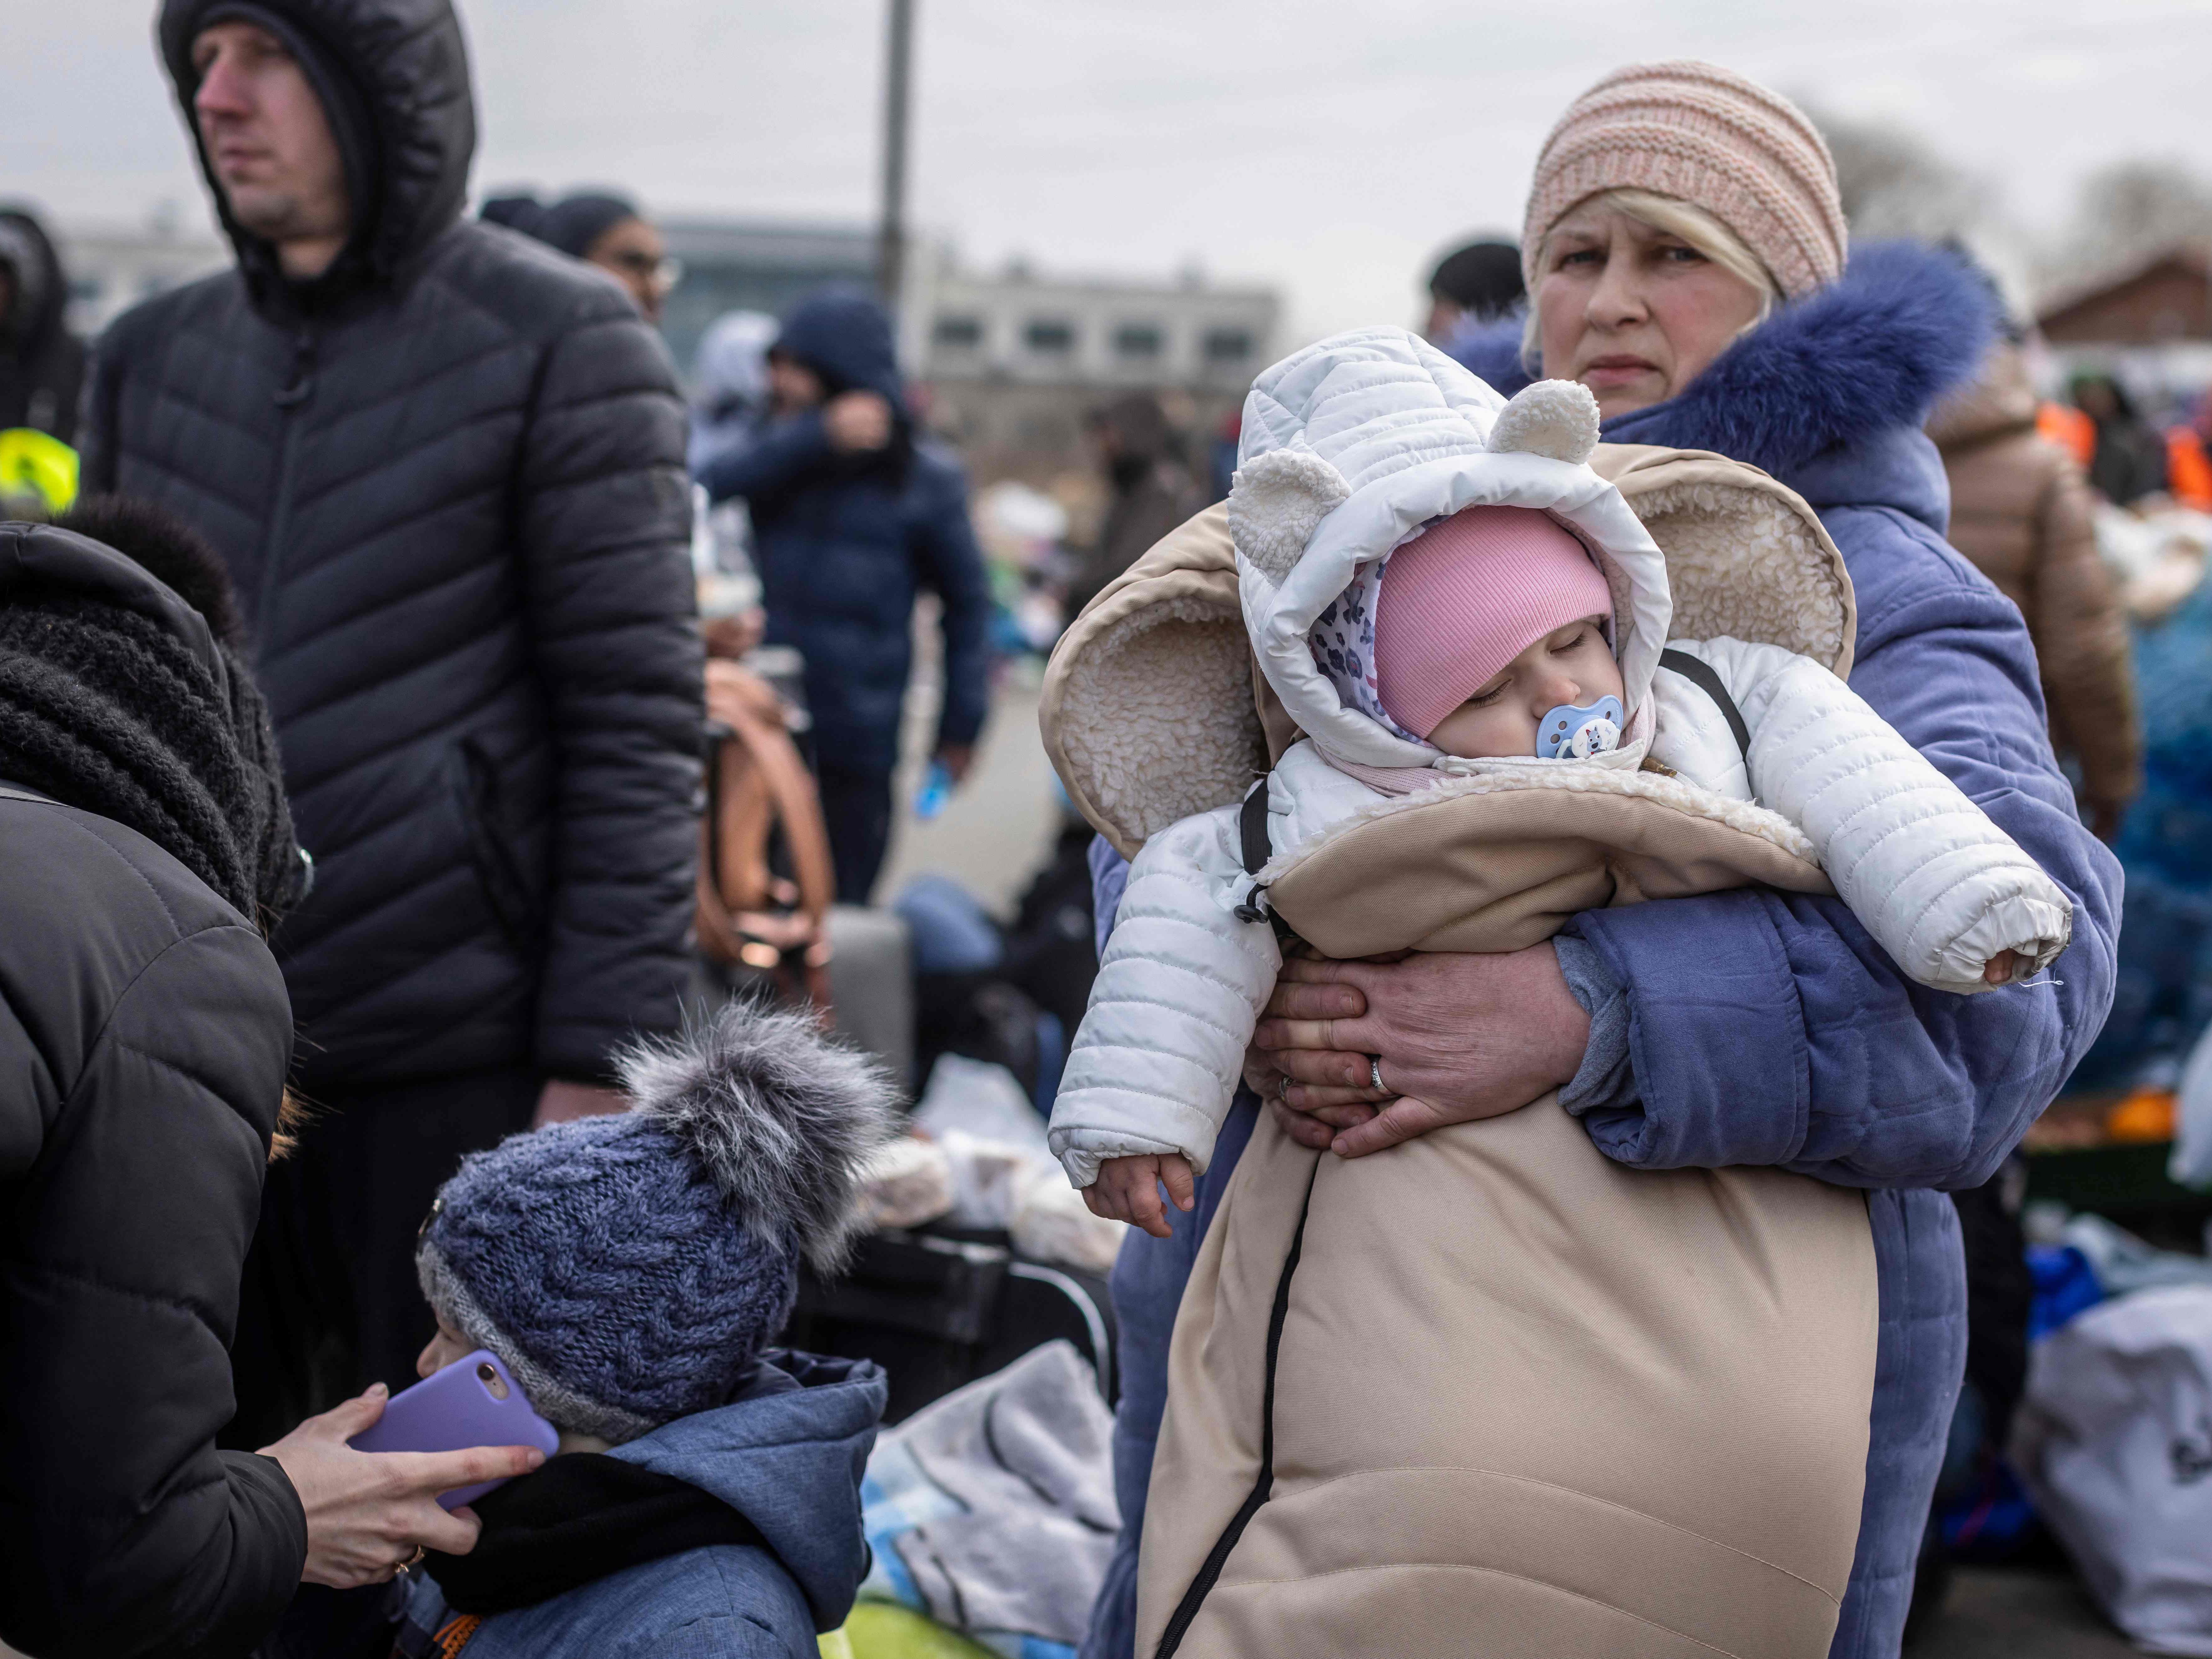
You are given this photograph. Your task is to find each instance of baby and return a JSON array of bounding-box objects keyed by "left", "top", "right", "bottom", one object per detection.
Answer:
[{"left": 1047, "top": 329, "right": 2071, "bottom": 1236}]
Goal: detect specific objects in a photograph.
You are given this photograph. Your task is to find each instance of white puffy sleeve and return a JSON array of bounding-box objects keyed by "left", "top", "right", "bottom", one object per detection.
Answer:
[
  {"left": 1679, "top": 636, "right": 2074, "bottom": 995},
  {"left": 1047, "top": 802, "right": 1283, "bottom": 1186}
]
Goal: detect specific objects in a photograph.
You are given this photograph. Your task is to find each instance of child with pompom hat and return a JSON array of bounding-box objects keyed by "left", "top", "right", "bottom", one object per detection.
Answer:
[{"left": 385, "top": 1001, "right": 897, "bottom": 1658}]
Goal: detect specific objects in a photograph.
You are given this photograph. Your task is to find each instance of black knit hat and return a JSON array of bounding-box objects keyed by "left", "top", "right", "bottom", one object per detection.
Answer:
[{"left": 0, "top": 501, "right": 308, "bottom": 924}]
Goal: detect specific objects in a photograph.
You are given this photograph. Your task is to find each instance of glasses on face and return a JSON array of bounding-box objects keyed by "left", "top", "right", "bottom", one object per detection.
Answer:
[{"left": 605, "top": 250, "right": 683, "bottom": 296}]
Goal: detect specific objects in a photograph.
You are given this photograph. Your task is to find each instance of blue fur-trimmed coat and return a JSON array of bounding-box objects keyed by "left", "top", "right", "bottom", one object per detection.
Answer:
[{"left": 1084, "top": 243, "right": 2122, "bottom": 1659}]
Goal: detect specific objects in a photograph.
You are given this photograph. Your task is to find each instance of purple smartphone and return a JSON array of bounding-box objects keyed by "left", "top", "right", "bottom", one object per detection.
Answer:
[{"left": 348, "top": 1349, "right": 560, "bottom": 1510}]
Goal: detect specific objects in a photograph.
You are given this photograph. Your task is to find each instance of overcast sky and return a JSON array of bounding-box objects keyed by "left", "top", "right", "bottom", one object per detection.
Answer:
[{"left": 12, "top": 0, "right": 2212, "bottom": 340}]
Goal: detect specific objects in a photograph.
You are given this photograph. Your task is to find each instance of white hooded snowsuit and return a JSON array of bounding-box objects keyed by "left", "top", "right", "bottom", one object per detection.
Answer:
[{"left": 1047, "top": 329, "right": 2071, "bottom": 1187}]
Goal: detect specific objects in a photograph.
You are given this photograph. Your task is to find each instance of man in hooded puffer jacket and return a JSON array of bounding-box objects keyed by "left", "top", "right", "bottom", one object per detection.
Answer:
[
  {"left": 698, "top": 284, "right": 992, "bottom": 905},
  {"left": 78, "top": 0, "right": 702, "bottom": 1413}
]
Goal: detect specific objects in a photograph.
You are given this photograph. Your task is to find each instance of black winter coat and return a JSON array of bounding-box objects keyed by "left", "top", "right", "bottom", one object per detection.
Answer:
[
  {"left": 699, "top": 287, "right": 991, "bottom": 777},
  {"left": 0, "top": 209, "right": 85, "bottom": 442},
  {"left": 0, "top": 788, "right": 304, "bottom": 1658},
  {"left": 81, "top": 0, "right": 703, "bottom": 1091}
]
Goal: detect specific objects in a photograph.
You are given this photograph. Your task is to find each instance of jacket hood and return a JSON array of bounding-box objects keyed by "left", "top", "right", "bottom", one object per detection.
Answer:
[
  {"left": 1226, "top": 327, "right": 1672, "bottom": 774},
  {"left": 0, "top": 209, "right": 68, "bottom": 352},
  {"left": 1454, "top": 241, "right": 1997, "bottom": 484},
  {"left": 1927, "top": 342, "right": 2039, "bottom": 452},
  {"left": 1041, "top": 439, "right": 1852, "bottom": 857},
  {"left": 610, "top": 1350, "right": 885, "bottom": 1630},
  {"left": 158, "top": 0, "right": 477, "bottom": 303},
  {"left": 775, "top": 285, "right": 904, "bottom": 405},
  {"left": 0, "top": 520, "right": 228, "bottom": 692}
]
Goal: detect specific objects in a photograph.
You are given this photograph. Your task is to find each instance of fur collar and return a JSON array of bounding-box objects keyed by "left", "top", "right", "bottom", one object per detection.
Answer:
[{"left": 1450, "top": 241, "right": 1997, "bottom": 480}]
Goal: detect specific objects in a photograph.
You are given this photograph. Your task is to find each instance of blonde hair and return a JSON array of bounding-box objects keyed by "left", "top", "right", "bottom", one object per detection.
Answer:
[{"left": 1521, "top": 188, "right": 1782, "bottom": 367}]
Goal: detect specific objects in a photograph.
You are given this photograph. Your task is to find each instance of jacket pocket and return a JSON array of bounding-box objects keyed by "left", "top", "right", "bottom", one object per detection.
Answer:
[{"left": 452, "top": 738, "right": 538, "bottom": 954}]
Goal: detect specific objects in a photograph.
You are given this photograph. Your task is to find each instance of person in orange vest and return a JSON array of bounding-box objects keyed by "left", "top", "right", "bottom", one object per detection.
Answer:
[
  {"left": 2038, "top": 400, "right": 2094, "bottom": 468},
  {"left": 2167, "top": 420, "right": 2212, "bottom": 511}
]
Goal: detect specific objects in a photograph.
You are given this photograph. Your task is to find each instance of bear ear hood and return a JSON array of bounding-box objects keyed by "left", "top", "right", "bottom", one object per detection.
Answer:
[
  {"left": 1043, "top": 446, "right": 1852, "bottom": 859},
  {"left": 1224, "top": 328, "right": 1670, "bottom": 774}
]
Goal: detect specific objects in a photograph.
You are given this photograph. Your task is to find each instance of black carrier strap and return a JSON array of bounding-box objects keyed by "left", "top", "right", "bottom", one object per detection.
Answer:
[
  {"left": 1231, "top": 782, "right": 1299, "bottom": 945},
  {"left": 1658, "top": 648, "right": 1752, "bottom": 762},
  {"left": 1238, "top": 780, "right": 1272, "bottom": 879},
  {"left": 1154, "top": 1157, "right": 1322, "bottom": 1657}
]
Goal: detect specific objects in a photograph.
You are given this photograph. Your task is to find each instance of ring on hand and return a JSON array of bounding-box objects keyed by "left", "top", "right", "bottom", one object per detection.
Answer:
[
  {"left": 1370, "top": 1055, "right": 1386, "bottom": 1095},
  {"left": 1277, "top": 1073, "right": 1291, "bottom": 1103}
]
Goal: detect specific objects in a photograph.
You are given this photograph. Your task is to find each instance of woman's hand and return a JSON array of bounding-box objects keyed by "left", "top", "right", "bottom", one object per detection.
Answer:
[
  {"left": 260, "top": 1386, "right": 547, "bottom": 1587},
  {"left": 1246, "top": 944, "right": 1591, "bottom": 1157}
]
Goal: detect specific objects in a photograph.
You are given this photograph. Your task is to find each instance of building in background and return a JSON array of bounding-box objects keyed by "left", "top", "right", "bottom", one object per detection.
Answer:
[
  {"left": 657, "top": 217, "right": 877, "bottom": 374},
  {"left": 2037, "top": 244, "right": 2212, "bottom": 416},
  {"left": 910, "top": 251, "right": 1280, "bottom": 506}
]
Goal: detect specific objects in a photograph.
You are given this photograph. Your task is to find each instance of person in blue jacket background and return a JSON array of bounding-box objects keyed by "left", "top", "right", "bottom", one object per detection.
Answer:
[
  {"left": 699, "top": 284, "right": 993, "bottom": 904},
  {"left": 1083, "top": 62, "right": 2120, "bottom": 1659}
]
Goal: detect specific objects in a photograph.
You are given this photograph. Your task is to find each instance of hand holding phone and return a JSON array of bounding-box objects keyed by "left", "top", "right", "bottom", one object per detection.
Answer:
[{"left": 348, "top": 1350, "right": 560, "bottom": 1510}]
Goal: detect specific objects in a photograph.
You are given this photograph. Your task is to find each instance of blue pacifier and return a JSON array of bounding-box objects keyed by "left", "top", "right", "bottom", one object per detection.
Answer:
[{"left": 1537, "top": 695, "right": 1625, "bottom": 760}]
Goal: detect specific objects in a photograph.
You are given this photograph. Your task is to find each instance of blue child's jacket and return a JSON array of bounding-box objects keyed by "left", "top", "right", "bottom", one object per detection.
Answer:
[{"left": 399, "top": 1352, "right": 885, "bottom": 1658}]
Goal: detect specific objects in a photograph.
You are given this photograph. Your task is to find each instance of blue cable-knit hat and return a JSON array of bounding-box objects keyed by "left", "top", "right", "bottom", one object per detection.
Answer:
[{"left": 416, "top": 1004, "right": 897, "bottom": 1444}]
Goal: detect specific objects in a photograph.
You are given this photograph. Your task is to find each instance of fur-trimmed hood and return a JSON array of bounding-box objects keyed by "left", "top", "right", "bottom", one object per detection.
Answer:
[
  {"left": 1042, "top": 442, "right": 1853, "bottom": 858},
  {"left": 1452, "top": 241, "right": 1998, "bottom": 484}
]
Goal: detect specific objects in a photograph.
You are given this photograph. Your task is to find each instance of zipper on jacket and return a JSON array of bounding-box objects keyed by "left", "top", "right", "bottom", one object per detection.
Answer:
[{"left": 260, "top": 328, "right": 318, "bottom": 650}]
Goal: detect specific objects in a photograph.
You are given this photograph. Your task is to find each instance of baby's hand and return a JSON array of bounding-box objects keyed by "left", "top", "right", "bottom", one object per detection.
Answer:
[
  {"left": 1084, "top": 1154, "right": 1196, "bottom": 1239},
  {"left": 1983, "top": 949, "right": 2021, "bottom": 987}
]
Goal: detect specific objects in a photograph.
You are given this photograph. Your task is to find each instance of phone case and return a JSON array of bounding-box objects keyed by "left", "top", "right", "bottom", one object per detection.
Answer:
[{"left": 348, "top": 1349, "right": 561, "bottom": 1510}]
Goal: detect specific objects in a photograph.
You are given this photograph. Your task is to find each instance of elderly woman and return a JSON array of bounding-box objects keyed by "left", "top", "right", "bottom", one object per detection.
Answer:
[{"left": 1084, "top": 61, "right": 2119, "bottom": 1659}]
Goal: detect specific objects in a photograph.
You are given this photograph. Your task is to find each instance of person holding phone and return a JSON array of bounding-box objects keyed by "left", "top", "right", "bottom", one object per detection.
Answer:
[{"left": 0, "top": 503, "right": 543, "bottom": 1659}]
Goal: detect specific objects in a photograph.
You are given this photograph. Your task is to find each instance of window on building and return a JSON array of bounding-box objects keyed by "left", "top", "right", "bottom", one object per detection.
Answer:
[
  {"left": 1203, "top": 327, "right": 1254, "bottom": 365},
  {"left": 1113, "top": 323, "right": 1164, "bottom": 360},
  {"left": 1024, "top": 318, "right": 1076, "bottom": 355},
  {"left": 933, "top": 314, "right": 984, "bottom": 349}
]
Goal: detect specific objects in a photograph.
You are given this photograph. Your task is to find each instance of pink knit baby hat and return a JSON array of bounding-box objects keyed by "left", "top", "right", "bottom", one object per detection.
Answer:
[
  {"left": 1524, "top": 60, "right": 1846, "bottom": 300},
  {"left": 1374, "top": 507, "right": 1614, "bottom": 741}
]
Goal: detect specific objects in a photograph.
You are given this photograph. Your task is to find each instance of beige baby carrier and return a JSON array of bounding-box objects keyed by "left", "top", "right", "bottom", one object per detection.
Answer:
[{"left": 1042, "top": 358, "right": 1883, "bottom": 1653}]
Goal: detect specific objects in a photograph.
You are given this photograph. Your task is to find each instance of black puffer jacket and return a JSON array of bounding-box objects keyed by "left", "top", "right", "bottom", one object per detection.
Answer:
[
  {"left": 0, "top": 528, "right": 304, "bottom": 1658},
  {"left": 80, "top": 0, "right": 703, "bottom": 1090}
]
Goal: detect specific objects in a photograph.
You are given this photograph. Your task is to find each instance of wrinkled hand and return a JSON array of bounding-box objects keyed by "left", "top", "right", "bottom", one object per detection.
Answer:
[
  {"left": 533, "top": 1079, "right": 627, "bottom": 1128},
  {"left": 823, "top": 390, "right": 894, "bottom": 452},
  {"left": 1245, "top": 944, "right": 1590, "bottom": 1158},
  {"left": 1083, "top": 1153, "right": 1195, "bottom": 1239},
  {"left": 260, "top": 1386, "right": 546, "bottom": 1587}
]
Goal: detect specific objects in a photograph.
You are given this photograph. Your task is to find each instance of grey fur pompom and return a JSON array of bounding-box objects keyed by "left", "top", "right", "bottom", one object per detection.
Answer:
[{"left": 616, "top": 1001, "right": 900, "bottom": 1273}]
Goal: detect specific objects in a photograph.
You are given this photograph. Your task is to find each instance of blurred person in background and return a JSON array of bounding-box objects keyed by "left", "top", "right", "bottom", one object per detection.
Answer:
[
  {"left": 689, "top": 308, "right": 780, "bottom": 478},
  {"left": 1065, "top": 392, "right": 1205, "bottom": 617},
  {"left": 480, "top": 189, "right": 678, "bottom": 325},
  {"left": 698, "top": 284, "right": 991, "bottom": 905},
  {"left": 688, "top": 310, "right": 780, "bottom": 658},
  {"left": 1421, "top": 235, "right": 1525, "bottom": 345},
  {"left": 0, "top": 504, "right": 543, "bottom": 1659},
  {"left": 1085, "top": 61, "right": 2117, "bottom": 1659},
  {"left": 2071, "top": 372, "right": 2170, "bottom": 507},
  {"left": 0, "top": 207, "right": 84, "bottom": 443},
  {"left": 1929, "top": 312, "right": 2140, "bottom": 841},
  {"left": 79, "top": 0, "right": 702, "bottom": 1428}
]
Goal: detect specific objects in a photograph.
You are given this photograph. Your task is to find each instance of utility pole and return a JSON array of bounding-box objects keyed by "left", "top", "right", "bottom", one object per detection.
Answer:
[{"left": 877, "top": 0, "right": 914, "bottom": 309}]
